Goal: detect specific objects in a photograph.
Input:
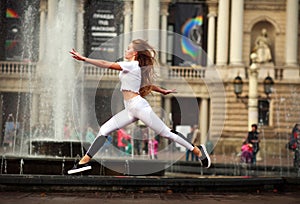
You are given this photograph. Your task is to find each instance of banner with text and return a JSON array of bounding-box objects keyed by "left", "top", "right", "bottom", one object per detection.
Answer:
[{"left": 85, "top": 0, "right": 123, "bottom": 61}]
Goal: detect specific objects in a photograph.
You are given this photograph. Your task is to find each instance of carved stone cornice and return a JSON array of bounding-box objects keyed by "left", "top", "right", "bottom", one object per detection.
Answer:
[
  {"left": 77, "top": 0, "right": 85, "bottom": 13},
  {"left": 160, "top": 0, "right": 171, "bottom": 16},
  {"left": 123, "top": 0, "right": 133, "bottom": 15},
  {"left": 40, "top": 0, "right": 47, "bottom": 12},
  {"left": 245, "top": 0, "right": 286, "bottom": 11}
]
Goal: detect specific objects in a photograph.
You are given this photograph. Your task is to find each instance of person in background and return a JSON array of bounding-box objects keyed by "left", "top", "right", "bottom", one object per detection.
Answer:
[
  {"left": 142, "top": 128, "right": 149, "bottom": 155},
  {"left": 117, "top": 128, "right": 131, "bottom": 154},
  {"left": 148, "top": 136, "right": 158, "bottom": 159},
  {"left": 291, "top": 124, "right": 300, "bottom": 167},
  {"left": 101, "top": 134, "right": 113, "bottom": 156},
  {"left": 191, "top": 127, "right": 201, "bottom": 162},
  {"left": 240, "top": 143, "right": 253, "bottom": 164},
  {"left": 133, "top": 125, "right": 142, "bottom": 155},
  {"left": 125, "top": 137, "right": 133, "bottom": 155},
  {"left": 244, "top": 124, "right": 260, "bottom": 165},
  {"left": 3, "top": 114, "right": 15, "bottom": 150},
  {"left": 64, "top": 123, "right": 71, "bottom": 140},
  {"left": 85, "top": 127, "right": 96, "bottom": 144},
  {"left": 186, "top": 125, "right": 197, "bottom": 161}
]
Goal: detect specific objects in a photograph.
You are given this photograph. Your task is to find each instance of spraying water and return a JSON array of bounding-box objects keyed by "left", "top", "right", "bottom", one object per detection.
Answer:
[
  {"left": 39, "top": 0, "right": 76, "bottom": 140},
  {"left": 6, "top": 0, "right": 77, "bottom": 156}
]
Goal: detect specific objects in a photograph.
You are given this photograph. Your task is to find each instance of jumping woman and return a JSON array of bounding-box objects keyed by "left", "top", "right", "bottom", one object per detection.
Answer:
[{"left": 68, "top": 39, "right": 211, "bottom": 174}]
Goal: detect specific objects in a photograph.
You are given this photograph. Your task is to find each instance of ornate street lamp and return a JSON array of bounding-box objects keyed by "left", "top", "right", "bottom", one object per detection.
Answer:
[
  {"left": 233, "top": 75, "right": 243, "bottom": 97},
  {"left": 263, "top": 75, "right": 274, "bottom": 96},
  {"left": 233, "top": 74, "right": 274, "bottom": 99}
]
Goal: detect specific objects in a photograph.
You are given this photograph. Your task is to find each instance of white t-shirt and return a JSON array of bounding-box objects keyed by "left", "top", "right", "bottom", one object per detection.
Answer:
[{"left": 117, "top": 61, "right": 141, "bottom": 93}]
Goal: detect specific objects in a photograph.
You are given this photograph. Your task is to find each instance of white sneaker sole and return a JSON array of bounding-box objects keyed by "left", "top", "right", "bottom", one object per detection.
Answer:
[
  {"left": 199, "top": 145, "right": 211, "bottom": 168},
  {"left": 68, "top": 166, "right": 92, "bottom": 174}
]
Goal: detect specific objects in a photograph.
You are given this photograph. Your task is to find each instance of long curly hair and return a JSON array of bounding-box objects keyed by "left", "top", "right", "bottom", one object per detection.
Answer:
[{"left": 131, "top": 39, "right": 157, "bottom": 97}]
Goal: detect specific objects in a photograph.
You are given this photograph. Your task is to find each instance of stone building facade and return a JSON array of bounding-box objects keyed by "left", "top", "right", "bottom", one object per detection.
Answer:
[{"left": 0, "top": 0, "right": 299, "bottom": 159}]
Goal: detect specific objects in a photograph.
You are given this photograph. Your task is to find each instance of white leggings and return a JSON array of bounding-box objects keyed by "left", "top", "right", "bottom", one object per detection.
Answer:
[{"left": 86, "top": 95, "right": 194, "bottom": 157}]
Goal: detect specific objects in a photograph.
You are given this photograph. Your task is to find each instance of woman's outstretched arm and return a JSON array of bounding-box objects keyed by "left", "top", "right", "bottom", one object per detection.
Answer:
[
  {"left": 151, "top": 85, "right": 177, "bottom": 95},
  {"left": 69, "top": 49, "right": 122, "bottom": 70}
]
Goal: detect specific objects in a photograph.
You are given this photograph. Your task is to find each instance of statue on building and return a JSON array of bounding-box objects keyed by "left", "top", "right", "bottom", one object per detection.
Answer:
[{"left": 252, "top": 28, "right": 272, "bottom": 63}]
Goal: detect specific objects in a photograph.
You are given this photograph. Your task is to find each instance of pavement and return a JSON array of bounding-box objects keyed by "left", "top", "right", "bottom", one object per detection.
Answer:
[
  {"left": 0, "top": 191, "right": 300, "bottom": 204},
  {"left": 0, "top": 149, "right": 299, "bottom": 204},
  {"left": 1, "top": 174, "right": 300, "bottom": 204}
]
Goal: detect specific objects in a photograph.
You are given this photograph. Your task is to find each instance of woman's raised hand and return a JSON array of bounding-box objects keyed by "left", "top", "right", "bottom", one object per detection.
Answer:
[
  {"left": 163, "top": 89, "right": 177, "bottom": 95},
  {"left": 69, "top": 49, "right": 86, "bottom": 61}
]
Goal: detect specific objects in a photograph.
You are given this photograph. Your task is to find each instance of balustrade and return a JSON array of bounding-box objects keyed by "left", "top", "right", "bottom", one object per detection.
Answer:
[
  {"left": 84, "top": 65, "right": 119, "bottom": 79},
  {"left": 0, "top": 61, "right": 284, "bottom": 81},
  {"left": 0, "top": 61, "right": 36, "bottom": 76},
  {"left": 169, "top": 66, "right": 206, "bottom": 79}
]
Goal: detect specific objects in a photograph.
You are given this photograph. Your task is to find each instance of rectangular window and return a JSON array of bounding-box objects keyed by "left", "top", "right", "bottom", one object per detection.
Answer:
[{"left": 258, "top": 99, "right": 270, "bottom": 126}]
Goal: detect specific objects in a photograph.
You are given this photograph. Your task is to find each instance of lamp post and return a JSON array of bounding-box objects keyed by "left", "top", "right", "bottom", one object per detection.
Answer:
[
  {"left": 233, "top": 54, "right": 274, "bottom": 162},
  {"left": 248, "top": 53, "right": 259, "bottom": 130},
  {"left": 233, "top": 53, "right": 274, "bottom": 129}
]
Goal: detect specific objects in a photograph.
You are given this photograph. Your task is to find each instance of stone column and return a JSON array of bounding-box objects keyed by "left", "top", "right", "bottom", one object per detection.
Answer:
[
  {"left": 160, "top": 0, "right": 170, "bottom": 65},
  {"left": 132, "top": 0, "right": 144, "bottom": 39},
  {"left": 207, "top": 12, "right": 216, "bottom": 66},
  {"left": 200, "top": 98, "right": 209, "bottom": 144},
  {"left": 37, "top": 0, "right": 59, "bottom": 126},
  {"left": 45, "top": 0, "right": 58, "bottom": 67},
  {"left": 285, "top": 0, "right": 299, "bottom": 66},
  {"left": 38, "top": 0, "right": 47, "bottom": 62},
  {"left": 164, "top": 97, "right": 172, "bottom": 147},
  {"left": 30, "top": 93, "right": 39, "bottom": 127},
  {"left": 47, "top": 0, "right": 58, "bottom": 26},
  {"left": 248, "top": 54, "right": 259, "bottom": 131},
  {"left": 229, "top": 0, "right": 244, "bottom": 66},
  {"left": 76, "top": 0, "right": 85, "bottom": 55},
  {"left": 35, "top": 0, "right": 46, "bottom": 125},
  {"left": 76, "top": 0, "right": 86, "bottom": 136},
  {"left": 148, "top": 0, "right": 160, "bottom": 49},
  {"left": 123, "top": 0, "right": 133, "bottom": 50},
  {"left": 284, "top": 0, "right": 299, "bottom": 79},
  {"left": 216, "top": 0, "right": 230, "bottom": 66}
]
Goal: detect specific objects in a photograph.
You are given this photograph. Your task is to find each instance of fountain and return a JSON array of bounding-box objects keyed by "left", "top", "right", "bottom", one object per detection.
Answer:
[
  {"left": 1, "top": 0, "right": 88, "bottom": 169},
  {"left": 19, "top": 0, "right": 87, "bottom": 159}
]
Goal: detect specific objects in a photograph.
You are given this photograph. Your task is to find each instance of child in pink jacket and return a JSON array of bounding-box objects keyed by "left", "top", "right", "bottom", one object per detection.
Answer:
[{"left": 148, "top": 137, "right": 158, "bottom": 159}]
